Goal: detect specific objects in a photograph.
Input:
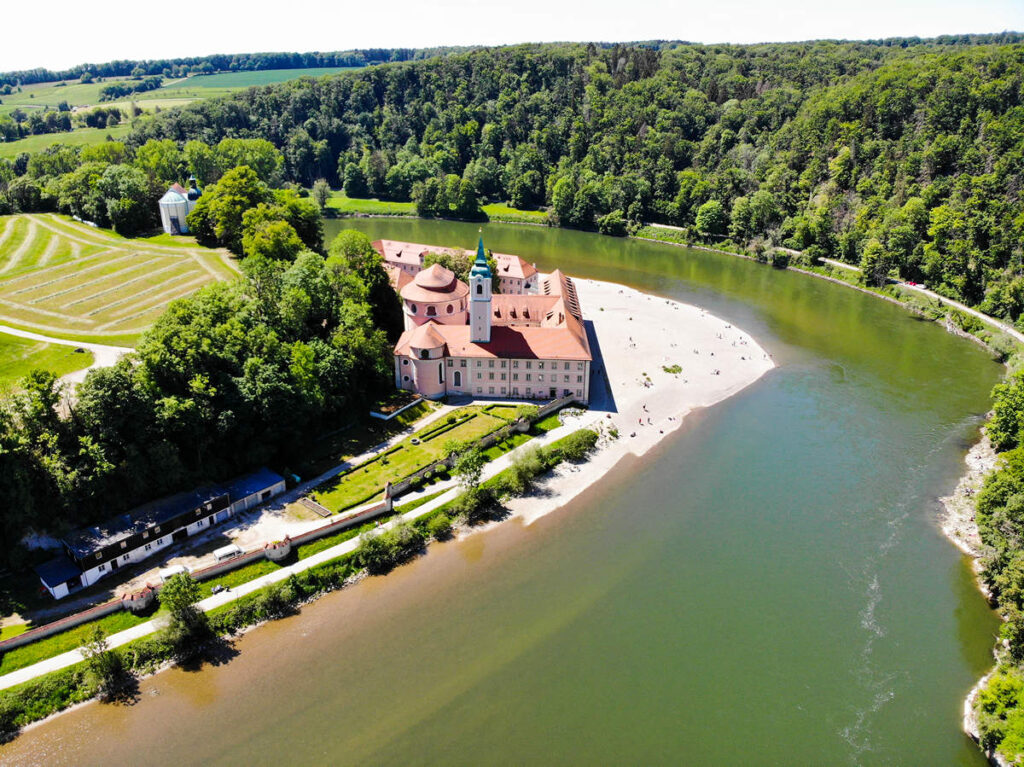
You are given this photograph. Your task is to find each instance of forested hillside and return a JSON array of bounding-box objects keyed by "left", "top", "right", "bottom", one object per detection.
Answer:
[{"left": 101, "top": 37, "right": 1023, "bottom": 321}]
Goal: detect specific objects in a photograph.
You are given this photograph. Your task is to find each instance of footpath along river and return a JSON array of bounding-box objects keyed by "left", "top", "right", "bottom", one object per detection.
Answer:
[{"left": 0, "top": 221, "right": 1004, "bottom": 765}]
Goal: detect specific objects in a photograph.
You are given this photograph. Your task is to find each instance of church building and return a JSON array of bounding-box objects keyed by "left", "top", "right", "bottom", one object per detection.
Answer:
[{"left": 391, "top": 239, "right": 592, "bottom": 403}]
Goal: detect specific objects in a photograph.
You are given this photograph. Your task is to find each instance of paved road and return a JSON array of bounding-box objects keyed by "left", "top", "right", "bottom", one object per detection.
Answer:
[{"left": 0, "top": 324, "right": 132, "bottom": 384}]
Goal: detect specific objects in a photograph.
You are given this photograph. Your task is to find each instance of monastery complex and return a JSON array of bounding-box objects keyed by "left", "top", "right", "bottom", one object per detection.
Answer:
[{"left": 373, "top": 239, "right": 593, "bottom": 404}]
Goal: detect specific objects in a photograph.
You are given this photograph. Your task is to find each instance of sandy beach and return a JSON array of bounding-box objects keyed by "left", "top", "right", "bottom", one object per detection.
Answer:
[{"left": 502, "top": 276, "right": 775, "bottom": 525}]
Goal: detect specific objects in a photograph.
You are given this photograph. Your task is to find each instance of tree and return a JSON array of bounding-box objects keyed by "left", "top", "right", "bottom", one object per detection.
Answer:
[
  {"left": 695, "top": 200, "right": 727, "bottom": 238},
  {"left": 242, "top": 217, "right": 304, "bottom": 262},
  {"left": 186, "top": 165, "right": 272, "bottom": 253},
  {"left": 134, "top": 138, "right": 183, "bottom": 185},
  {"left": 159, "top": 572, "right": 209, "bottom": 658},
  {"left": 860, "top": 238, "right": 895, "bottom": 287},
  {"left": 311, "top": 178, "right": 331, "bottom": 211},
  {"left": 81, "top": 624, "right": 125, "bottom": 700},
  {"left": 184, "top": 140, "right": 217, "bottom": 185},
  {"left": 452, "top": 446, "right": 486, "bottom": 492}
]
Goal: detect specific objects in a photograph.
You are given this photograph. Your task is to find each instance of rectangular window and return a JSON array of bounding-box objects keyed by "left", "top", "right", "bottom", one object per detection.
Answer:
[
  {"left": 513, "top": 373, "right": 519, "bottom": 381},
  {"left": 538, "top": 374, "right": 544, "bottom": 382},
  {"left": 576, "top": 389, "right": 583, "bottom": 396},
  {"left": 500, "top": 360, "right": 507, "bottom": 368},
  {"left": 461, "top": 359, "right": 467, "bottom": 367},
  {"left": 538, "top": 361, "right": 545, "bottom": 369},
  {"left": 157, "top": 538, "right": 164, "bottom": 545},
  {"left": 142, "top": 531, "right": 149, "bottom": 540},
  {"left": 577, "top": 375, "right": 583, "bottom": 383},
  {"left": 95, "top": 552, "right": 102, "bottom": 560},
  {"left": 477, "top": 372, "right": 482, "bottom": 380},
  {"left": 564, "top": 362, "right": 570, "bottom": 370},
  {"left": 120, "top": 541, "right": 128, "bottom": 549},
  {"left": 513, "top": 387, "right": 520, "bottom": 395},
  {"left": 476, "top": 360, "right": 482, "bottom": 367},
  {"left": 489, "top": 386, "right": 495, "bottom": 394},
  {"left": 447, "top": 359, "right": 453, "bottom": 367},
  {"left": 197, "top": 519, "right": 204, "bottom": 528},
  {"left": 526, "top": 373, "right": 532, "bottom": 381},
  {"left": 154, "top": 526, "right": 161, "bottom": 534},
  {"left": 99, "top": 564, "right": 106, "bottom": 572},
  {"left": 122, "top": 554, "right": 129, "bottom": 562},
  {"left": 476, "top": 387, "right": 482, "bottom": 393},
  {"left": 564, "top": 375, "right": 570, "bottom": 383},
  {"left": 145, "top": 543, "right": 152, "bottom": 551},
  {"left": 488, "top": 360, "right": 495, "bottom": 368},
  {"left": 501, "top": 373, "right": 506, "bottom": 381},
  {"left": 513, "top": 360, "right": 519, "bottom": 368},
  {"left": 577, "top": 362, "right": 584, "bottom": 370},
  {"left": 526, "top": 361, "right": 532, "bottom": 370}
]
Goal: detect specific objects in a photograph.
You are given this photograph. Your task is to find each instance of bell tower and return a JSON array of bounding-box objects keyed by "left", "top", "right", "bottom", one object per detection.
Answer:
[{"left": 469, "top": 236, "right": 492, "bottom": 343}]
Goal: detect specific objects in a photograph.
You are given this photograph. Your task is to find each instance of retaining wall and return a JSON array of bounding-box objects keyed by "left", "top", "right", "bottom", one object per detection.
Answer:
[{"left": 0, "top": 598, "right": 122, "bottom": 653}]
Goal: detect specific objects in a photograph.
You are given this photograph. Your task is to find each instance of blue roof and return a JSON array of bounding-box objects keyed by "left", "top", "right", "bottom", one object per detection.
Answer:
[
  {"left": 63, "top": 485, "right": 228, "bottom": 559},
  {"left": 61, "top": 468, "right": 286, "bottom": 558},
  {"left": 222, "top": 467, "right": 285, "bottom": 501},
  {"left": 35, "top": 555, "right": 82, "bottom": 588}
]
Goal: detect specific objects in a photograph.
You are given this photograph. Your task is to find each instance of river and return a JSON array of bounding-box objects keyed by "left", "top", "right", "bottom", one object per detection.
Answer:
[{"left": 0, "top": 220, "right": 1003, "bottom": 765}]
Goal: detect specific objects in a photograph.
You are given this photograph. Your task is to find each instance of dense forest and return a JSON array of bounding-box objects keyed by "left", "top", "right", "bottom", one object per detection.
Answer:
[{"left": 64, "top": 36, "right": 1013, "bottom": 322}]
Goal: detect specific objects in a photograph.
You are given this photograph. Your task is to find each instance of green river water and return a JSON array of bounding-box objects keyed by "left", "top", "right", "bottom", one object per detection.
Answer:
[{"left": 1, "top": 220, "right": 1004, "bottom": 765}]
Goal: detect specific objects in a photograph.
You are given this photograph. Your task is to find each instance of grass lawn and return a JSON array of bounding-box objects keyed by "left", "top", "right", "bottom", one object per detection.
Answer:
[
  {"left": 0, "top": 624, "right": 27, "bottom": 641},
  {"left": 0, "top": 335, "right": 93, "bottom": 388},
  {"left": 0, "top": 124, "right": 133, "bottom": 160},
  {"left": 311, "top": 406, "right": 510, "bottom": 512},
  {"left": 0, "top": 608, "right": 151, "bottom": 676},
  {"left": 326, "top": 192, "right": 415, "bottom": 216},
  {"left": 325, "top": 191, "right": 548, "bottom": 223},
  {"left": 482, "top": 202, "right": 549, "bottom": 223},
  {"left": 0, "top": 213, "right": 236, "bottom": 345}
]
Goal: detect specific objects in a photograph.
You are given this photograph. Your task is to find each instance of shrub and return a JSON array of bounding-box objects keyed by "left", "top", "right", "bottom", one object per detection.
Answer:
[
  {"left": 555, "top": 429, "right": 599, "bottom": 461},
  {"left": 425, "top": 513, "right": 452, "bottom": 540},
  {"left": 354, "top": 522, "right": 426, "bottom": 574}
]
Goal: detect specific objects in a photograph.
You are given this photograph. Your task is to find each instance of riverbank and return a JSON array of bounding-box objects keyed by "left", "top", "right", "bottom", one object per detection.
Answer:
[{"left": 0, "top": 275, "right": 775, "bottom": 740}]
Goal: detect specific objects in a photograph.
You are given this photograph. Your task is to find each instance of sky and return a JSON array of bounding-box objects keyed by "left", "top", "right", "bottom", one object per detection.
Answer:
[{"left": 2, "top": 0, "right": 1023, "bottom": 72}]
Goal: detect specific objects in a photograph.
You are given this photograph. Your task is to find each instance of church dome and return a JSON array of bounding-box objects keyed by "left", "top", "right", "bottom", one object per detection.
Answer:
[{"left": 400, "top": 263, "right": 469, "bottom": 303}]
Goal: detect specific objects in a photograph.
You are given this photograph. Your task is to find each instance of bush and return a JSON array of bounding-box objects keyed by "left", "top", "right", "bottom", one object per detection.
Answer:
[
  {"left": 425, "top": 513, "right": 452, "bottom": 540},
  {"left": 554, "top": 429, "right": 599, "bottom": 461},
  {"left": 354, "top": 522, "right": 426, "bottom": 574}
]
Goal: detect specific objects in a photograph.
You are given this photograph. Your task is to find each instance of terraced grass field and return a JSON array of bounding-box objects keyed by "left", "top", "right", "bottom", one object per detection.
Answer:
[{"left": 0, "top": 214, "right": 238, "bottom": 345}]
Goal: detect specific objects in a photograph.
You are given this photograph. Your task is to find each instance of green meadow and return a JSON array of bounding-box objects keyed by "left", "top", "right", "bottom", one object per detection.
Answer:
[{"left": 0, "top": 335, "right": 93, "bottom": 388}]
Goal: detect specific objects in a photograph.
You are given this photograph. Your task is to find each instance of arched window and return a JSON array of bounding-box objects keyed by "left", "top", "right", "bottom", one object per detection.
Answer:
[
  {"left": 438, "top": 362, "right": 444, "bottom": 385},
  {"left": 453, "top": 370, "right": 462, "bottom": 387},
  {"left": 426, "top": 305, "right": 436, "bottom": 317},
  {"left": 476, "top": 284, "right": 483, "bottom": 295}
]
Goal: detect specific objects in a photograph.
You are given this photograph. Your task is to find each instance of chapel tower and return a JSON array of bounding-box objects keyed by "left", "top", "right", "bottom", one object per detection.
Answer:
[{"left": 469, "top": 237, "right": 492, "bottom": 343}]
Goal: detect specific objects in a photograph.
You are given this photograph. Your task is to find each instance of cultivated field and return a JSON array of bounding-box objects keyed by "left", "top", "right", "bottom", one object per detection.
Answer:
[
  {"left": 0, "top": 67, "right": 361, "bottom": 158},
  {"left": 0, "top": 214, "right": 238, "bottom": 344}
]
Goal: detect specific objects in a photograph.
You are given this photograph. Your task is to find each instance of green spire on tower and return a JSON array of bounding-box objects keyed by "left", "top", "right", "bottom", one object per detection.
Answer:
[{"left": 470, "top": 234, "right": 491, "bottom": 278}]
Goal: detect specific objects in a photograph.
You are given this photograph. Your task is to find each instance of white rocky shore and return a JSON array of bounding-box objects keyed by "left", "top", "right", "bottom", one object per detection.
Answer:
[{"left": 939, "top": 430, "right": 1012, "bottom": 766}]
